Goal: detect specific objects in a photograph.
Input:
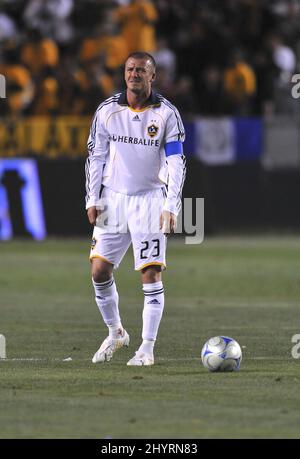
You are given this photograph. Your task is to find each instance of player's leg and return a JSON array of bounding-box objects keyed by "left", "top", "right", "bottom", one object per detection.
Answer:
[
  {"left": 127, "top": 189, "right": 166, "bottom": 366},
  {"left": 89, "top": 191, "right": 131, "bottom": 362},
  {"left": 90, "top": 256, "right": 130, "bottom": 363},
  {"left": 127, "top": 265, "right": 164, "bottom": 366},
  {"left": 141, "top": 266, "right": 164, "bottom": 356},
  {"left": 91, "top": 258, "right": 124, "bottom": 338}
]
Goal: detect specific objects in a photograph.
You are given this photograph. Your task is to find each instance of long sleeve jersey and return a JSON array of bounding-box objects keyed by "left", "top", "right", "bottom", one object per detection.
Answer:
[{"left": 85, "top": 91, "right": 186, "bottom": 215}]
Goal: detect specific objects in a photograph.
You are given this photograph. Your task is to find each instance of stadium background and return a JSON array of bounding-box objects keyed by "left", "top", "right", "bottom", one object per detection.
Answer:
[
  {"left": 1, "top": 0, "right": 300, "bottom": 440},
  {"left": 1, "top": 0, "right": 300, "bottom": 237}
]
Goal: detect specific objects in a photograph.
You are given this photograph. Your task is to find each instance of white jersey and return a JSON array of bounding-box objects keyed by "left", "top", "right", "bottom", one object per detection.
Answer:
[{"left": 85, "top": 91, "right": 186, "bottom": 215}]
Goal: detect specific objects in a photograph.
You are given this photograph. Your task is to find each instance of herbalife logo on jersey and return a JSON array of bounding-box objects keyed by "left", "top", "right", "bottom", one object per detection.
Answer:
[
  {"left": 111, "top": 134, "right": 160, "bottom": 147},
  {"left": 132, "top": 114, "right": 140, "bottom": 121}
]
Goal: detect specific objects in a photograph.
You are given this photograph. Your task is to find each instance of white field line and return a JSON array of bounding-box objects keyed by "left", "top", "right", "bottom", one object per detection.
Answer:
[{"left": 0, "top": 356, "right": 293, "bottom": 362}]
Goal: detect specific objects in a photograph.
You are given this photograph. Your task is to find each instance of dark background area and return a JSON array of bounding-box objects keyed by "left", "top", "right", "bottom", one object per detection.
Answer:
[{"left": 36, "top": 159, "right": 300, "bottom": 235}]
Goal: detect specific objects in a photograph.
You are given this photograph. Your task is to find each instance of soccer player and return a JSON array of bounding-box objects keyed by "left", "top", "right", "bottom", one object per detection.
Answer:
[{"left": 85, "top": 51, "right": 185, "bottom": 366}]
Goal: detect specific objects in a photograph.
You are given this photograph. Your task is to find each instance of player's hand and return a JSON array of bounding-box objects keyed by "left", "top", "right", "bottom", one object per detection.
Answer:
[
  {"left": 160, "top": 210, "right": 177, "bottom": 236},
  {"left": 87, "top": 206, "right": 100, "bottom": 226}
]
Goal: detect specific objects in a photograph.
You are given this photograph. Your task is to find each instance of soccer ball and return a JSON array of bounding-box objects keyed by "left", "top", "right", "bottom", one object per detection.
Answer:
[{"left": 201, "top": 336, "right": 242, "bottom": 372}]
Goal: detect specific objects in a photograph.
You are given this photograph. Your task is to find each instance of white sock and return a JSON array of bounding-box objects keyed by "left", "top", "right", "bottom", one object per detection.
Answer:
[
  {"left": 142, "top": 281, "right": 164, "bottom": 342},
  {"left": 108, "top": 324, "right": 124, "bottom": 339},
  {"left": 92, "top": 278, "right": 123, "bottom": 338},
  {"left": 138, "top": 339, "right": 155, "bottom": 355}
]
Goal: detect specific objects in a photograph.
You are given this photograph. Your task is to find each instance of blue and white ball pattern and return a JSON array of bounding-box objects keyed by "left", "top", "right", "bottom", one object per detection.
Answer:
[{"left": 201, "top": 336, "right": 242, "bottom": 372}]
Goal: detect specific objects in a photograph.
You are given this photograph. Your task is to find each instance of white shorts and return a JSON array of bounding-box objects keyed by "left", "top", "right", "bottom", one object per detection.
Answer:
[{"left": 90, "top": 187, "right": 167, "bottom": 271}]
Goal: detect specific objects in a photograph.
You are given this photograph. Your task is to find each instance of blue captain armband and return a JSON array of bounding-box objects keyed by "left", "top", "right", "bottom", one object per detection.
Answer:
[{"left": 164, "top": 141, "right": 183, "bottom": 157}]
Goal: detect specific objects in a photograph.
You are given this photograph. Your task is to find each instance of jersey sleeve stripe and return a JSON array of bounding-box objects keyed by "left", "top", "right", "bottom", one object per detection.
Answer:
[
  {"left": 157, "top": 95, "right": 185, "bottom": 140},
  {"left": 87, "top": 94, "right": 121, "bottom": 155},
  {"left": 177, "top": 154, "right": 186, "bottom": 212},
  {"left": 85, "top": 157, "right": 90, "bottom": 203}
]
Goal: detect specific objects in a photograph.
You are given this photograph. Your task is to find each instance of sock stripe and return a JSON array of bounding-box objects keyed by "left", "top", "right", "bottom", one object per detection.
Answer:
[
  {"left": 143, "top": 288, "right": 164, "bottom": 296},
  {"left": 93, "top": 278, "right": 114, "bottom": 285},
  {"left": 143, "top": 287, "right": 164, "bottom": 293},
  {"left": 93, "top": 278, "right": 114, "bottom": 290},
  {"left": 97, "top": 282, "right": 114, "bottom": 290}
]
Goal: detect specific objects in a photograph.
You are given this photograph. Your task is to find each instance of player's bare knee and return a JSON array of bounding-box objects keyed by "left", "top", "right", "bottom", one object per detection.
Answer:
[
  {"left": 91, "top": 259, "right": 113, "bottom": 283},
  {"left": 92, "top": 268, "right": 112, "bottom": 283},
  {"left": 141, "top": 265, "right": 162, "bottom": 284}
]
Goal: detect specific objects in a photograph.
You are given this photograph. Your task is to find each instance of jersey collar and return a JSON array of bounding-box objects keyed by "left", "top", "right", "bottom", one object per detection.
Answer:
[{"left": 118, "top": 91, "right": 161, "bottom": 108}]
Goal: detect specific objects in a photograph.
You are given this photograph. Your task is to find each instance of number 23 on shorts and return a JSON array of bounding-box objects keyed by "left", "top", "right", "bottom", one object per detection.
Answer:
[{"left": 140, "top": 239, "right": 160, "bottom": 259}]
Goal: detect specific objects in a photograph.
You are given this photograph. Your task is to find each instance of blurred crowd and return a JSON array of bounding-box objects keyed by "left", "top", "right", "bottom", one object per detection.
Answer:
[{"left": 0, "top": 0, "right": 300, "bottom": 117}]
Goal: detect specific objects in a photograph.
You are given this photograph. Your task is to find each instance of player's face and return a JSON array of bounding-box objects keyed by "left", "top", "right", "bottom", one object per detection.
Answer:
[{"left": 125, "top": 58, "right": 156, "bottom": 94}]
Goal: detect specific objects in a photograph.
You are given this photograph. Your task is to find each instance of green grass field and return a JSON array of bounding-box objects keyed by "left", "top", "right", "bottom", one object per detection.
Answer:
[{"left": 1, "top": 236, "right": 300, "bottom": 439}]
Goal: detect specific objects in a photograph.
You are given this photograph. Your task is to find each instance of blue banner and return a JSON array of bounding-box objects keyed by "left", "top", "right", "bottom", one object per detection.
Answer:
[{"left": 187, "top": 117, "right": 263, "bottom": 164}]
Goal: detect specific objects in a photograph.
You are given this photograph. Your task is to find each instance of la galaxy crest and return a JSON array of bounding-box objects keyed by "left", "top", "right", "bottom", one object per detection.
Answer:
[
  {"left": 147, "top": 122, "right": 159, "bottom": 138},
  {"left": 91, "top": 237, "right": 97, "bottom": 250}
]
